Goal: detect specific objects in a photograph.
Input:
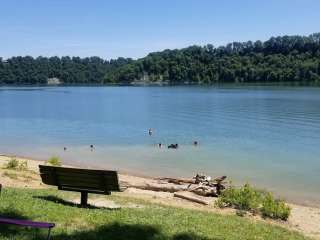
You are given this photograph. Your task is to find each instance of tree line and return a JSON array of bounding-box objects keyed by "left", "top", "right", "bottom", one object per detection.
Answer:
[
  {"left": 1, "top": 33, "right": 320, "bottom": 85},
  {"left": 0, "top": 56, "right": 133, "bottom": 85}
]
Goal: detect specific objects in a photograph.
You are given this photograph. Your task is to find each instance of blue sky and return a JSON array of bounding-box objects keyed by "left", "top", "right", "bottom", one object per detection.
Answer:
[{"left": 0, "top": 0, "right": 319, "bottom": 60}]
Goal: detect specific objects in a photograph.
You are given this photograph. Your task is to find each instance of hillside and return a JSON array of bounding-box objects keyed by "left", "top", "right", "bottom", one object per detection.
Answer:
[{"left": 0, "top": 33, "right": 320, "bottom": 85}]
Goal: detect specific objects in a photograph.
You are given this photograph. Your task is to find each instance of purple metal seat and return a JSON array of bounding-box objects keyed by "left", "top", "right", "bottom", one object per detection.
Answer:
[
  {"left": 0, "top": 217, "right": 55, "bottom": 240},
  {"left": 0, "top": 184, "right": 55, "bottom": 239},
  {"left": 0, "top": 217, "right": 55, "bottom": 228}
]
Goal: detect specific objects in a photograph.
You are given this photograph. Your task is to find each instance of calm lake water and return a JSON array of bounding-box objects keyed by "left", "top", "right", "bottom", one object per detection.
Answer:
[{"left": 0, "top": 86, "right": 319, "bottom": 206}]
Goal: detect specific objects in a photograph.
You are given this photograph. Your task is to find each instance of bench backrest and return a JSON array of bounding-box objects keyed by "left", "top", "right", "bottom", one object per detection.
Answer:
[{"left": 39, "top": 165, "right": 120, "bottom": 194}]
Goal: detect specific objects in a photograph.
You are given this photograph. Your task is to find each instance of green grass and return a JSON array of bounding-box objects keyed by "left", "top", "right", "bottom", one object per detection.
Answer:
[{"left": 0, "top": 188, "right": 309, "bottom": 240}]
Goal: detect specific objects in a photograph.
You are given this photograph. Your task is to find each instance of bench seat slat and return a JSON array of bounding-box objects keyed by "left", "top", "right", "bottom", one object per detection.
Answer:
[
  {"left": 55, "top": 175, "right": 101, "bottom": 184},
  {"left": 58, "top": 186, "right": 111, "bottom": 195},
  {"left": 40, "top": 171, "right": 108, "bottom": 180},
  {"left": 40, "top": 166, "right": 117, "bottom": 176},
  {"left": 57, "top": 171, "right": 116, "bottom": 179},
  {"left": 56, "top": 173, "right": 119, "bottom": 182},
  {"left": 40, "top": 169, "right": 117, "bottom": 180},
  {"left": 40, "top": 174, "right": 104, "bottom": 185}
]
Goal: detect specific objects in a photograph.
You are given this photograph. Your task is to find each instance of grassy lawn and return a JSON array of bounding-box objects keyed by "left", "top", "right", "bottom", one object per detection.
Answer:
[{"left": 0, "top": 188, "right": 309, "bottom": 240}]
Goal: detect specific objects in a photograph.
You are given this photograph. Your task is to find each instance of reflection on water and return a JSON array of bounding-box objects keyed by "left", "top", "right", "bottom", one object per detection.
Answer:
[{"left": 0, "top": 86, "right": 320, "bottom": 206}]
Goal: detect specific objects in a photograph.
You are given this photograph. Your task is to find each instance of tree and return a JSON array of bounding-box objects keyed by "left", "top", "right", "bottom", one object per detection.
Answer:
[{"left": 0, "top": 33, "right": 320, "bottom": 85}]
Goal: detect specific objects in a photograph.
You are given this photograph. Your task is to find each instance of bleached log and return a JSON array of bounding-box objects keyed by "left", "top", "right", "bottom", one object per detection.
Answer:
[
  {"left": 189, "top": 185, "right": 217, "bottom": 197},
  {"left": 129, "top": 183, "right": 189, "bottom": 193},
  {"left": 124, "top": 174, "right": 227, "bottom": 196},
  {"left": 174, "top": 191, "right": 210, "bottom": 205},
  {"left": 156, "top": 177, "right": 195, "bottom": 185}
]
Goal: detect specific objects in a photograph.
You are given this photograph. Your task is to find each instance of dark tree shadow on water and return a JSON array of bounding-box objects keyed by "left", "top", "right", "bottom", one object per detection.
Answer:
[{"left": 52, "top": 223, "right": 218, "bottom": 240}]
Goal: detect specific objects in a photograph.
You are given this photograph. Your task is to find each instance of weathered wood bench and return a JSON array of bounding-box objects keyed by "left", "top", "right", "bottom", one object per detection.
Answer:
[
  {"left": 39, "top": 165, "right": 121, "bottom": 207},
  {"left": 0, "top": 184, "right": 55, "bottom": 240}
]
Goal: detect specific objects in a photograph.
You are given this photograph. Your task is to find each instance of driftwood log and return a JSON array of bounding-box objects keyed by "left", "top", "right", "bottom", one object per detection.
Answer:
[
  {"left": 174, "top": 191, "right": 210, "bottom": 205},
  {"left": 156, "top": 177, "right": 195, "bottom": 185},
  {"left": 132, "top": 183, "right": 189, "bottom": 193},
  {"left": 126, "top": 174, "right": 227, "bottom": 201}
]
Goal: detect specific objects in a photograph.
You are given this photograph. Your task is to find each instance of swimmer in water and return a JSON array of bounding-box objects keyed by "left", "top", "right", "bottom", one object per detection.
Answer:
[
  {"left": 158, "top": 143, "right": 162, "bottom": 148},
  {"left": 90, "top": 144, "right": 94, "bottom": 151},
  {"left": 193, "top": 141, "right": 198, "bottom": 146},
  {"left": 168, "top": 143, "right": 178, "bottom": 149},
  {"left": 63, "top": 147, "right": 67, "bottom": 151},
  {"left": 148, "top": 128, "right": 153, "bottom": 136}
]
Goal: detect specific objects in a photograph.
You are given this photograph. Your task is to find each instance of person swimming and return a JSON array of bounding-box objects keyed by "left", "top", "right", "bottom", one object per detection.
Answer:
[
  {"left": 168, "top": 143, "right": 178, "bottom": 149},
  {"left": 193, "top": 141, "right": 198, "bottom": 146},
  {"left": 63, "top": 147, "right": 67, "bottom": 151},
  {"left": 158, "top": 143, "right": 162, "bottom": 148},
  {"left": 148, "top": 128, "right": 153, "bottom": 136}
]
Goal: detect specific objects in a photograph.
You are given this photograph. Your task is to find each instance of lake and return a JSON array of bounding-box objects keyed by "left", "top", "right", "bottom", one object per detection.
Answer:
[{"left": 0, "top": 86, "right": 319, "bottom": 206}]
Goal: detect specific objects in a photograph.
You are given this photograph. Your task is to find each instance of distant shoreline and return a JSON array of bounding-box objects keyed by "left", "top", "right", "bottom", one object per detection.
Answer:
[{"left": 0, "top": 81, "right": 320, "bottom": 88}]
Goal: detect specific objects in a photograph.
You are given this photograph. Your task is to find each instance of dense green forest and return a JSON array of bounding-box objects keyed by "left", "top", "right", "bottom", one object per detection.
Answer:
[{"left": 1, "top": 33, "right": 320, "bottom": 85}]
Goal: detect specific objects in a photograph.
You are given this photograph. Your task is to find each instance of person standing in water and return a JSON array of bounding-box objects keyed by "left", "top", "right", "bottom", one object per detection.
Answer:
[{"left": 90, "top": 144, "right": 95, "bottom": 151}]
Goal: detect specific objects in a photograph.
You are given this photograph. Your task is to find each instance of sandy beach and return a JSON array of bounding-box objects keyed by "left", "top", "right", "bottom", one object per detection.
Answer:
[{"left": 0, "top": 154, "right": 320, "bottom": 239}]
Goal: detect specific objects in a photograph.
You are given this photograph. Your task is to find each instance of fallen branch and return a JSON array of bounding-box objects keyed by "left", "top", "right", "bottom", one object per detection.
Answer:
[
  {"left": 174, "top": 191, "right": 210, "bottom": 205},
  {"left": 130, "top": 183, "right": 189, "bottom": 193},
  {"left": 156, "top": 177, "right": 195, "bottom": 185},
  {"left": 124, "top": 174, "right": 227, "bottom": 198}
]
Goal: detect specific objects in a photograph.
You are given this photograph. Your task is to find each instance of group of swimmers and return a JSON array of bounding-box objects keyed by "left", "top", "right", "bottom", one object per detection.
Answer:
[
  {"left": 149, "top": 128, "right": 198, "bottom": 149},
  {"left": 63, "top": 129, "right": 197, "bottom": 152}
]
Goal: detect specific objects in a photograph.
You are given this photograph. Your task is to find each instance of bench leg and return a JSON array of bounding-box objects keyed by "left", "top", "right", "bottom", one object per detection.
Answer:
[
  {"left": 47, "top": 228, "right": 52, "bottom": 240},
  {"left": 80, "top": 192, "right": 88, "bottom": 207}
]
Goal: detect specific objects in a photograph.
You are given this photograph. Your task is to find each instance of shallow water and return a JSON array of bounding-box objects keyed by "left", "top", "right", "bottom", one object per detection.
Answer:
[{"left": 0, "top": 86, "right": 319, "bottom": 206}]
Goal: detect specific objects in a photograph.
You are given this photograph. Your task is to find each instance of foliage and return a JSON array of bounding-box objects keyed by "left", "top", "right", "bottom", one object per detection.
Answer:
[
  {"left": 261, "top": 193, "right": 291, "bottom": 221},
  {"left": 4, "top": 158, "right": 19, "bottom": 169},
  {"left": 216, "top": 184, "right": 262, "bottom": 211},
  {"left": 0, "top": 33, "right": 320, "bottom": 85},
  {"left": 216, "top": 184, "right": 291, "bottom": 220},
  {"left": 0, "top": 188, "right": 308, "bottom": 240},
  {"left": 105, "top": 33, "right": 320, "bottom": 85},
  {"left": 47, "top": 156, "right": 62, "bottom": 166},
  {"left": 18, "top": 160, "right": 28, "bottom": 171},
  {"left": 3, "top": 158, "right": 28, "bottom": 171},
  {"left": 0, "top": 56, "right": 132, "bottom": 85}
]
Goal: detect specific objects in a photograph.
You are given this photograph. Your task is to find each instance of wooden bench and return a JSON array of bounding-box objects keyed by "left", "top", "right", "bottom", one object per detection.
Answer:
[
  {"left": 0, "top": 184, "right": 55, "bottom": 240},
  {"left": 39, "top": 165, "right": 121, "bottom": 207}
]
